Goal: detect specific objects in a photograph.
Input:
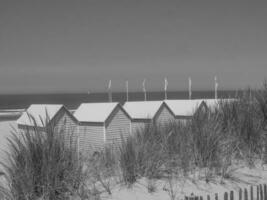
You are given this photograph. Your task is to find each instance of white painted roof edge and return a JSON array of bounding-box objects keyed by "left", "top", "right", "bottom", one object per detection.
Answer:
[
  {"left": 123, "top": 100, "right": 164, "bottom": 119},
  {"left": 74, "top": 102, "right": 120, "bottom": 123},
  {"left": 16, "top": 104, "right": 64, "bottom": 127}
]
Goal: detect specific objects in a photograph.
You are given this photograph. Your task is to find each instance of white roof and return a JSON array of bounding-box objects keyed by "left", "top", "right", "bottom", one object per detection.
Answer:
[
  {"left": 17, "top": 104, "right": 64, "bottom": 127},
  {"left": 74, "top": 102, "right": 119, "bottom": 123},
  {"left": 123, "top": 101, "right": 163, "bottom": 119},
  {"left": 164, "top": 99, "right": 203, "bottom": 116}
]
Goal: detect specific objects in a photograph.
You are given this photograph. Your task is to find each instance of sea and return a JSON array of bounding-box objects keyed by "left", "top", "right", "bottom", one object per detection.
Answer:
[{"left": 0, "top": 90, "right": 238, "bottom": 110}]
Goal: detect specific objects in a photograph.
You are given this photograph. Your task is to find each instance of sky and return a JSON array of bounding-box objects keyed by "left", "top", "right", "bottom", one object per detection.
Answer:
[{"left": 0, "top": 0, "right": 267, "bottom": 94}]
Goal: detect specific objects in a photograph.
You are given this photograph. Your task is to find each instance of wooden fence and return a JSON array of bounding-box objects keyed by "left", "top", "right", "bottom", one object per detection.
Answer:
[{"left": 185, "top": 184, "right": 267, "bottom": 200}]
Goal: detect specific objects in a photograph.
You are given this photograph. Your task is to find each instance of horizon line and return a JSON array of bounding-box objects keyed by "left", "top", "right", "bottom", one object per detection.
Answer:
[{"left": 0, "top": 89, "right": 244, "bottom": 96}]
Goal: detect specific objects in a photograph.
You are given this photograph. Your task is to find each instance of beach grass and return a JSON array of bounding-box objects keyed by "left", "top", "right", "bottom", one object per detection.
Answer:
[
  {"left": 0, "top": 118, "right": 84, "bottom": 200},
  {"left": 0, "top": 80, "right": 267, "bottom": 199}
]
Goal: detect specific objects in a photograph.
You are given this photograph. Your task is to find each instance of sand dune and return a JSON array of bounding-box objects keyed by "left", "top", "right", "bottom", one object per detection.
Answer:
[
  {"left": 0, "top": 120, "right": 17, "bottom": 162},
  {"left": 1, "top": 120, "right": 267, "bottom": 199}
]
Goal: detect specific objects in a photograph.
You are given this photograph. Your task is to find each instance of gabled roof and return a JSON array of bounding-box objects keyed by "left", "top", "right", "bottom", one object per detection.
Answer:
[
  {"left": 164, "top": 99, "right": 203, "bottom": 116},
  {"left": 123, "top": 101, "right": 163, "bottom": 119},
  {"left": 74, "top": 102, "right": 120, "bottom": 123},
  {"left": 17, "top": 104, "right": 64, "bottom": 127}
]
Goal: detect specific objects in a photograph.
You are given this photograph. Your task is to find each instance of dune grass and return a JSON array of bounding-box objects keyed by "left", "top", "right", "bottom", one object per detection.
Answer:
[
  {"left": 117, "top": 80, "right": 267, "bottom": 185},
  {"left": 1, "top": 80, "right": 267, "bottom": 199},
  {"left": 0, "top": 117, "right": 84, "bottom": 200}
]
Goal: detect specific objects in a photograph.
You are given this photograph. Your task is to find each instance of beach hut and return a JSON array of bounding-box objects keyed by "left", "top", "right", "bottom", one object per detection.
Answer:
[
  {"left": 17, "top": 104, "right": 78, "bottom": 145},
  {"left": 123, "top": 101, "right": 175, "bottom": 132},
  {"left": 164, "top": 99, "right": 206, "bottom": 122},
  {"left": 74, "top": 102, "right": 131, "bottom": 151}
]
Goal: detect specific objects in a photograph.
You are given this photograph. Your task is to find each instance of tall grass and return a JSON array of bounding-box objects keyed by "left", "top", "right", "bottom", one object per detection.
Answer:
[
  {"left": 190, "top": 109, "right": 223, "bottom": 170},
  {"left": 256, "top": 80, "right": 267, "bottom": 162},
  {"left": 118, "top": 81, "right": 267, "bottom": 185},
  {"left": 85, "top": 145, "right": 118, "bottom": 194},
  {"left": 215, "top": 90, "right": 264, "bottom": 167},
  {"left": 2, "top": 80, "right": 267, "bottom": 198},
  {"left": 256, "top": 80, "right": 267, "bottom": 129},
  {"left": 0, "top": 116, "right": 83, "bottom": 200},
  {"left": 119, "top": 134, "right": 137, "bottom": 185}
]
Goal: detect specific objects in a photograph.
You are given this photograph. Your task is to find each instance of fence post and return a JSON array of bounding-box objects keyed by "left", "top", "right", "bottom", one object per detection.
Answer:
[
  {"left": 245, "top": 188, "right": 248, "bottom": 200},
  {"left": 251, "top": 186, "right": 254, "bottom": 200},
  {"left": 207, "top": 195, "right": 211, "bottom": 200},
  {"left": 240, "top": 188, "right": 243, "bottom": 200},
  {"left": 264, "top": 184, "right": 267, "bottom": 200},
  {"left": 200, "top": 196, "right": 203, "bottom": 200},
  {"left": 260, "top": 185, "right": 263, "bottom": 200},
  {"left": 257, "top": 186, "right": 260, "bottom": 200},
  {"left": 216, "top": 193, "right": 219, "bottom": 200},
  {"left": 230, "top": 191, "right": 234, "bottom": 200},
  {"left": 225, "top": 192, "right": 229, "bottom": 200}
]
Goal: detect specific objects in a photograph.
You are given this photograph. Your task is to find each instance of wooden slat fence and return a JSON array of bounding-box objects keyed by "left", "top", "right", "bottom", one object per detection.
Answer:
[{"left": 185, "top": 184, "right": 267, "bottom": 200}]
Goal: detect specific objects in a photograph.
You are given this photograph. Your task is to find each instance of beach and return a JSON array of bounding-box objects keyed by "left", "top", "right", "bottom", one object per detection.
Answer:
[
  {"left": 0, "top": 120, "right": 16, "bottom": 162},
  {"left": 1, "top": 111, "right": 267, "bottom": 199},
  {"left": 0, "top": 119, "right": 17, "bottom": 188}
]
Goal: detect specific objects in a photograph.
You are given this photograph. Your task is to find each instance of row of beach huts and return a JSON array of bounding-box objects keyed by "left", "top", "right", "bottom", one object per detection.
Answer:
[{"left": 16, "top": 99, "right": 230, "bottom": 153}]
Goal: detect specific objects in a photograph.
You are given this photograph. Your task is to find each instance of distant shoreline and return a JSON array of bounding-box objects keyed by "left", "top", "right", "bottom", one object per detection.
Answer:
[
  {"left": 0, "top": 89, "right": 239, "bottom": 96},
  {"left": 0, "top": 90, "right": 239, "bottom": 110},
  {"left": 0, "top": 111, "right": 22, "bottom": 121}
]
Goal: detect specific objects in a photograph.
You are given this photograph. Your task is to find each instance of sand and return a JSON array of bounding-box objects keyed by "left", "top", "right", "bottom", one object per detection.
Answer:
[
  {"left": 1, "top": 120, "right": 267, "bottom": 200},
  {"left": 102, "top": 165, "right": 267, "bottom": 200},
  {"left": 0, "top": 120, "right": 17, "bottom": 158},
  {"left": 0, "top": 120, "right": 17, "bottom": 186}
]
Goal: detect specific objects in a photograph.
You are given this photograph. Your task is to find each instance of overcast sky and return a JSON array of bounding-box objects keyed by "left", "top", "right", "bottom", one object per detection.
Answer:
[{"left": 0, "top": 0, "right": 267, "bottom": 94}]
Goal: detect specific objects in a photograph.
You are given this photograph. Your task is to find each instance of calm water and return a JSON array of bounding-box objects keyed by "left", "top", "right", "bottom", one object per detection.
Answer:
[{"left": 0, "top": 90, "right": 238, "bottom": 110}]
